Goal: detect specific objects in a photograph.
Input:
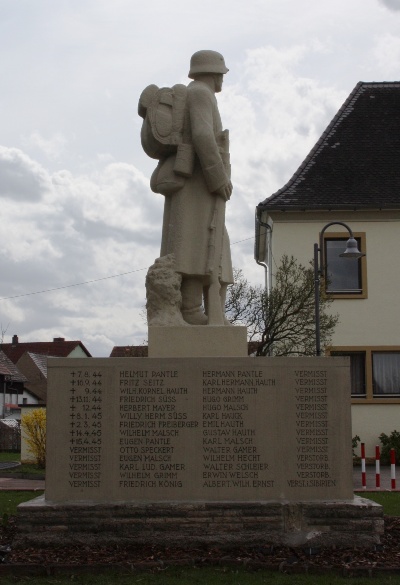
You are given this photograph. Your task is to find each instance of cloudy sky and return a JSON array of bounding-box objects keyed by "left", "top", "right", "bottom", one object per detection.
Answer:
[{"left": 1, "top": 0, "right": 399, "bottom": 356}]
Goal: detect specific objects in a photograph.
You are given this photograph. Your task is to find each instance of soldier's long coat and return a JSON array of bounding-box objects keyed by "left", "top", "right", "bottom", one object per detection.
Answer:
[{"left": 151, "top": 80, "right": 233, "bottom": 285}]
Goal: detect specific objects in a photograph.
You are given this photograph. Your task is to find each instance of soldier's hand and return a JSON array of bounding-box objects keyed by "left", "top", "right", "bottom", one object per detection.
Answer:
[{"left": 214, "top": 180, "right": 233, "bottom": 201}]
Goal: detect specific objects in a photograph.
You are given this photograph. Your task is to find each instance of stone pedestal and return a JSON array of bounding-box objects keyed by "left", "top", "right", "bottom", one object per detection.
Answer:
[
  {"left": 148, "top": 325, "right": 248, "bottom": 357},
  {"left": 15, "top": 496, "right": 383, "bottom": 548},
  {"left": 16, "top": 355, "right": 383, "bottom": 548}
]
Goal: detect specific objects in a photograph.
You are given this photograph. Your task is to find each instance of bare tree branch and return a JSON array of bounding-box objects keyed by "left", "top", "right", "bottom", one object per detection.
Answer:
[
  {"left": 0, "top": 323, "right": 9, "bottom": 344},
  {"left": 225, "top": 256, "right": 339, "bottom": 357}
]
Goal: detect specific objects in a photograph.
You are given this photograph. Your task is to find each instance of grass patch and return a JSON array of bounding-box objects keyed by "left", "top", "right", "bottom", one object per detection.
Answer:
[
  {"left": 357, "top": 491, "right": 400, "bottom": 516},
  {"left": 2, "top": 568, "right": 400, "bottom": 585},
  {"left": 0, "top": 451, "right": 20, "bottom": 462},
  {"left": 0, "top": 490, "right": 43, "bottom": 517},
  {"left": 0, "top": 451, "right": 45, "bottom": 476}
]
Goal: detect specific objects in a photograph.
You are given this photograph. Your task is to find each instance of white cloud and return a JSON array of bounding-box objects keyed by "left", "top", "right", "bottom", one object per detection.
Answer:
[
  {"left": 0, "top": 146, "right": 52, "bottom": 201},
  {"left": 23, "top": 131, "right": 68, "bottom": 160},
  {"left": 220, "top": 44, "right": 347, "bottom": 224},
  {"left": 371, "top": 33, "right": 400, "bottom": 78},
  {"left": 0, "top": 150, "right": 161, "bottom": 354},
  {"left": 215, "top": 43, "right": 350, "bottom": 287},
  {"left": 378, "top": 0, "right": 400, "bottom": 11}
]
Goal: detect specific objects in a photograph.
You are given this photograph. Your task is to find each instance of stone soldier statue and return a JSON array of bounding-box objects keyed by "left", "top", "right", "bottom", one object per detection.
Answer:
[{"left": 139, "top": 50, "right": 233, "bottom": 326}]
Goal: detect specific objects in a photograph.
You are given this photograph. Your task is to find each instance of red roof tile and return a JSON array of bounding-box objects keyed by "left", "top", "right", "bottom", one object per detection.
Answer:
[
  {"left": 1, "top": 339, "right": 92, "bottom": 363},
  {"left": 0, "top": 351, "right": 27, "bottom": 382}
]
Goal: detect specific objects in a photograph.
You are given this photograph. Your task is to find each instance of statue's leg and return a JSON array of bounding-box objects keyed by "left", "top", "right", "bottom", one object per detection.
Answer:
[{"left": 181, "top": 277, "right": 208, "bottom": 325}]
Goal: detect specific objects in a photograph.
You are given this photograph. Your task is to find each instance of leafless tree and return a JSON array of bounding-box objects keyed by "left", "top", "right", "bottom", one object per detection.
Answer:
[
  {"left": 224, "top": 268, "right": 261, "bottom": 337},
  {"left": 0, "top": 322, "right": 9, "bottom": 344},
  {"left": 225, "top": 256, "right": 338, "bottom": 357}
]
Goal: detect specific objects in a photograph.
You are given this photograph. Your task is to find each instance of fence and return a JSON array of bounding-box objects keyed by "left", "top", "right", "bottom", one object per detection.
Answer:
[
  {"left": 360, "top": 442, "right": 396, "bottom": 491},
  {"left": 0, "top": 419, "right": 21, "bottom": 451}
]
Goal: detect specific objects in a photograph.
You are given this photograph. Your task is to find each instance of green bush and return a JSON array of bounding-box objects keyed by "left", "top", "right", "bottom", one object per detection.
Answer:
[
  {"left": 352, "top": 434, "right": 361, "bottom": 457},
  {"left": 379, "top": 430, "right": 400, "bottom": 465},
  {"left": 21, "top": 409, "right": 46, "bottom": 468}
]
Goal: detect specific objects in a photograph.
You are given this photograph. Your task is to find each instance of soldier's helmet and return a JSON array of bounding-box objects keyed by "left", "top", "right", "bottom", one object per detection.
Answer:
[{"left": 188, "top": 50, "right": 229, "bottom": 79}]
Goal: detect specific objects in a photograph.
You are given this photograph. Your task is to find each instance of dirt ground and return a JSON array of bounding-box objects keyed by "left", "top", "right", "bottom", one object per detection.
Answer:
[{"left": 1, "top": 515, "right": 400, "bottom": 573}]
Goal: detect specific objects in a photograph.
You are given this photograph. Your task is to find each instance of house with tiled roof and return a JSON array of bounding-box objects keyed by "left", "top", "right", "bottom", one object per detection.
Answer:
[
  {"left": 255, "top": 81, "right": 400, "bottom": 456},
  {"left": 0, "top": 350, "right": 27, "bottom": 419},
  {"left": 0, "top": 336, "right": 92, "bottom": 460},
  {"left": 0, "top": 335, "right": 92, "bottom": 410},
  {"left": 1, "top": 335, "right": 91, "bottom": 363},
  {"left": 15, "top": 352, "right": 49, "bottom": 405}
]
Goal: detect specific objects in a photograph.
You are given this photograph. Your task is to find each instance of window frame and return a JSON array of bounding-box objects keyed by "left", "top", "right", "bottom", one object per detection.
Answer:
[
  {"left": 328, "top": 346, "right": 400, "bottom": 403},
  {"left": 322, "top": 232, "right": 367, "bottom": 299}
]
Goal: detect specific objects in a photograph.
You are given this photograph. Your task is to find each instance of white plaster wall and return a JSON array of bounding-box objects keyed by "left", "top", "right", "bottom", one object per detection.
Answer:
[
  {"left": 267, "top": 212, "right": 400, "bottom": 347},
  {"left": 351, "top": 403, "right": 400, "bottom": 457},
  {"left": 66, "top": 346, "right": 89, "bottom": 358},
  {"left": 21, "top": 391, "right": 41, "bottom": 405},
  {"left": 264, "top": 211, "right": 400, "bottom": 456}
]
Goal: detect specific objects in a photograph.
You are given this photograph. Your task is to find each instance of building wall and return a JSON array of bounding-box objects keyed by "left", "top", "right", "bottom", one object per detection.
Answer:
[
  {"left": 21, "top": 391, "right": 42, "bottom": 405},
  {"left": 266, "top": 211, "right": 400, "bottom": 346},
  {"left": 67, "top": 346, "right": 90, "bottom": 358},
  {"left": 262, "top": 210, "right": 400, "bottom": 456},
  {"left": 352, "top": 404, "right": 399, "bottom": 457}
]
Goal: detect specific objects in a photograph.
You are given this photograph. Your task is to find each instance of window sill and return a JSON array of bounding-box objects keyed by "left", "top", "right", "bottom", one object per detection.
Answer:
[
  {"left": 351, "top": 398, "right": 400, "bottom": 404},
  {"left": 329, "top": 293, "right": 367, "bottom": 300}
]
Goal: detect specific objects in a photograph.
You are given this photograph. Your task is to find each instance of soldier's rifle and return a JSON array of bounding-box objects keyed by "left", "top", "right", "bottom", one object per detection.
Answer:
[{"left": 206, "top": 130, "right": 230, "bottom": 325}]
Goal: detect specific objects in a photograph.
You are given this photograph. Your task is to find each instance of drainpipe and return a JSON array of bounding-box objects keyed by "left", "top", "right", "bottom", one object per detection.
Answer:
[{"left": 254, "top": 210, "right": 272, "bottom": 291}]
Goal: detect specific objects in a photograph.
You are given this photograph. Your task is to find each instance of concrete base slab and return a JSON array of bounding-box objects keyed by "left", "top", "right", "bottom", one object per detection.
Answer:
[
  {"left": 148, "top": 326, "right": 248, "bottom": 357},
  {"left": 15, "top": 495, "right": 383, "bottom": 549}
]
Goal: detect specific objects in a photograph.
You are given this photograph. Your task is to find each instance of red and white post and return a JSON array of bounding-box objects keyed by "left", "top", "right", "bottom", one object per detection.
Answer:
[
  {"left": 391, "top": 448, "right": 396, "bottom": 491},
  {"left": 375, "top": 445, "right": 381, "bottom": 489},
  {"left": 361, "top": 442, "right": 366, "bottom": 490}
]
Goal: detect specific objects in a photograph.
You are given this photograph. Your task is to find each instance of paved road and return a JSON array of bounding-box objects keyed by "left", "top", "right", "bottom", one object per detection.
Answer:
[
  {"left": 354, "top": 465, "right": 399, "bottom": 492},
  {"left": 0, "top": 477, "right": 45, "bottom": 491},
  {"left": 0, "top": 462, "right": 20, "bottom": 470},
  {"left": 0, "top": 466, "right": 398, "bottom": 492},
  {"left": 0, "top": 462, "right": 44, "bottom": 491}
]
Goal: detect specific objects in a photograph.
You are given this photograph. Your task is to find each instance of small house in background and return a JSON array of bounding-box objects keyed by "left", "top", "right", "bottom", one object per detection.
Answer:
[
  {"left": 0, "top": 335, "right": 92, "bottom": 461},
  {"left": 2, "top": 335, "right": 91, "bottom": 363},
  {"left": 255, "top": 81, "right": 400, "bottom": 457},
  {"left": 16, "top": 353, "right": 50, "bottom": 406},
  {"left": 1, "top": 335, "right": 92, "bottom": 406},
  {"left": 0, "top": 350, "right": 27, "bottom": 420},
  {"left": 0, "top": 351, "right": 26, "bottom": 451}
]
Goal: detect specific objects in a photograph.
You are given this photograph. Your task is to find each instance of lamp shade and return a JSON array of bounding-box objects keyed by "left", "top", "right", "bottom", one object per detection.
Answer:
[{"left": 339, "top": 237, "right": 365, "bottom": 259}]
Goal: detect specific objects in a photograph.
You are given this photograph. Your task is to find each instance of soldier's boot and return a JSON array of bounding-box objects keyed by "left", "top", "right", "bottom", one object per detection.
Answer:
[{"left": 181, "top": 277, "right": 208, "bottom": 325}]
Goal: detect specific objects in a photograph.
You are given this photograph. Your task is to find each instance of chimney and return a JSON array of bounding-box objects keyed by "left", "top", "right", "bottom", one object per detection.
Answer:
[
  {"left": 12, "top": 334, "right": 18, "bottom": 346},
  {"left": 53, "top": 337, "right": 65, "bottom": 342}
]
